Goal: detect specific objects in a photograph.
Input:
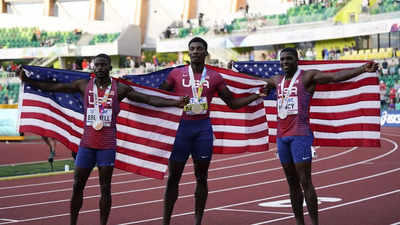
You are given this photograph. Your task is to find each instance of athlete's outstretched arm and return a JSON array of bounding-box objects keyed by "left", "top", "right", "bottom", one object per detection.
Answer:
[
  {"left": 217, "top": 86, "right": 267, "bottom": 110},
  {"left": 309, "top": 61, "right": 379, "bottom": 85},
  {"left": 17, "top": 67, "right": 88, "bottom": 94},
  {"left": 118, "top": 82, "right": 188, "bottom": 107}
]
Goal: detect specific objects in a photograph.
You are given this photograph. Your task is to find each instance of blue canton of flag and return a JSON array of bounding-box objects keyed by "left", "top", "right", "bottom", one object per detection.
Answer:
[
  {"left": 123, "top": 65, "right": 185, "bottom": 88},
  {"left": 233, "top": 61, "right": 282, "bottom": 100},
  {"left": 23, "top": 65, "right": 89, "bottom": 114}
]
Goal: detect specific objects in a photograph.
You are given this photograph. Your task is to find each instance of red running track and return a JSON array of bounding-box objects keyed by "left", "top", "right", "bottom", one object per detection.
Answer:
[{"left": 0, "top": 127, "right": 399, "bottom": 225}]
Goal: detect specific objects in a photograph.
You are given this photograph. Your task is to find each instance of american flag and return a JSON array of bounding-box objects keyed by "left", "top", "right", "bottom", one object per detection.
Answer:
[
  {"left": 233, "top": 60, "right": 381, "bottom": 147},
  {"left": 18, "top": 65, "right": 268, "bottom": 179},
  {"left": 124, "top": 65, "right": 269, "bottom": 154},
  {"left": 18, "top": 65, "right": 182, "bottom": 179}
]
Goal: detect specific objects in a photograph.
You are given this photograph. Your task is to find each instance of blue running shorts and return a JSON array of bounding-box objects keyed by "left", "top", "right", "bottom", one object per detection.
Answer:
[
  {"left": 277, "top": 135, "right": 314, "bottom": 164},
  {"left": 170, "top": 118, "right": 214, "bottom": 162},
  {"left": 75, "top": 146, "right": 116, "bottom": 168}
]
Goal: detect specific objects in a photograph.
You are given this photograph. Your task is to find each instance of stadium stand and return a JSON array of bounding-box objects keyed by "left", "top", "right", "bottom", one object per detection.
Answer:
[
  {"left": 0, "top": 27, "right": 81, "bottom": 49},
  {"left": 89, "top": 32, "right": 121, "bottom": 45}
]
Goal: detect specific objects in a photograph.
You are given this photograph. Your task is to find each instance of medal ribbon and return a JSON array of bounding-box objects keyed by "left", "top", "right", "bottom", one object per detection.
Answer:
[
  {"left": 188, "top": 66, "right": 207, "bottom": 103},
  {"left": 279, "top": 69, "right": 301, "bottom": 110},
  {"left": 93, "top": 79, "right": 112, "bottom": 123}
]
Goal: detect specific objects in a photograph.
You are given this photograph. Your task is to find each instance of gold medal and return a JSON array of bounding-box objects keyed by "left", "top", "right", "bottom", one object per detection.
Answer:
[
  {"left": 191, "top": 103, "right": 203, "bottom": 114},
  {"left": 92, "top": 120, "right": 103, "bottom": 131}
]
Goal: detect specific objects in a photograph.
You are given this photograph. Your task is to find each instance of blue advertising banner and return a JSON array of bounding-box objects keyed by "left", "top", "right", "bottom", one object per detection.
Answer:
[{"left": 381, "top": 110, "right": 400, "bottom": 127}]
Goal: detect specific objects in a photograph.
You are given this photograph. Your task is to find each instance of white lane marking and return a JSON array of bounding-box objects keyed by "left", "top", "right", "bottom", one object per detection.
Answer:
[
  {"left": 258, "top": 197, "right": 342, "bottom": 208},
  {"left": 0, "top": 149, "right": 279, "bottom": 200},
  {"left": 251, "top": 189, "right": 400, "bottom": 225},
  {"left": 0, "top": 147, "right": 352, "bottom": 210},
  {"left": 1, "top": 137, "right": 396, "bottom": 224},
  {"left": 0, "top": 150, "right": 275, "bottom": 191},
  {"left": 216, "top": 208, "right": 294, "bottom": 215}
]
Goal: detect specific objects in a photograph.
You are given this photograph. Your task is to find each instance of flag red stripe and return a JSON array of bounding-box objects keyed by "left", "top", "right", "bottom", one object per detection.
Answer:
[
  {"left": 210, "top": 102, "right": 264, "bottom": 113},
  {"left": 315, "top": 77, "right": 378, "bottom": 91},
  {"left": 313, "top": 138, "right": 380, "bottom": 147},
  {"left": 214, "top": 130, "right": 269, "bottom": 140},
  {"left": 311, "top": 123, "right": 380, "bottom": 133},
  {"left": 211, "top": 116, "right": 268, "bottom": 127},
  {"left": 213, "top": 143, "right": 269, "bottom": 154},
  {"left": 117, "top": 132, "right": 173, "bottom": 151},
  {"left": 19, "top": 126, "right": 79, "bottom": 151}
]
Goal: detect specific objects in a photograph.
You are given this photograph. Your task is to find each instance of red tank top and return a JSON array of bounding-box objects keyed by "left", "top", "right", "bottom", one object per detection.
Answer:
[
  {"left": 80, "top": 78, "right": 120, "bottom": 149},
  {"left": 166, "top": 65, "right": 226, "bottom": 120},
  {"left": 276, "top": 71, "right": 313, "bottom": 137}
]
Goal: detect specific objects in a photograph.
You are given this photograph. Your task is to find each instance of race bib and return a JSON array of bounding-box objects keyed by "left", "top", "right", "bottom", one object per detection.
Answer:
[
  {"left": 86, "top": 108, "right": 113, "bottom": 127},
  {"left": 285, "top": 96, "right": 298, "bottom": 115}
]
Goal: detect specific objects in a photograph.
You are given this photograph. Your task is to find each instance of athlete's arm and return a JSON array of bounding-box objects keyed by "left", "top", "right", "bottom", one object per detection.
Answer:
[
  {"left": 308, "top": 61, "right": 379, "bottom": 85},
  {"left": 17, "top": 67, "right": 88, "bottom": 94},
  {"left": 117, "top": 82, "right": 187, "bottom": 108},
  {"left": 159, "top": 81, "right": 174, "bottom": 92},
  {"left": 217, "top": 86, "right": 266, "bottom": 110}
]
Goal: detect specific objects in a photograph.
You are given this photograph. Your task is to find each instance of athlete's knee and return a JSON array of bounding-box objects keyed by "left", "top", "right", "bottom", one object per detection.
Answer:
[
  {"left": 100, "top": 183, "right": 112, "bottom": 196},
  {"left": 72, "top": 179, "right": 86, "bottom": 193},
  {"left": 286, "top": 173, "right": 300, "bottom": 187},
  {"left": 299, "top": 177, "right": 314, "bottom": 191}
]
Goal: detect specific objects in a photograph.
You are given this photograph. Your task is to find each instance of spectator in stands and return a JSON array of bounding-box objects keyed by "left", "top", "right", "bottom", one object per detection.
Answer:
[
  {"left": 382, "top": 59, "right": 389, "bottom": 76},
  {"left": 380, "top": 80, "right": 387, "bottom": 109},
  {"left": 362, "top": 0, "right": 369, "bottom": 13},
  {"left": 396, "top": 98, "right": 400, "bottom": 110},
  {"left": 198, "top": 13, "right": 204, "bottom": 27},
  {"left": 81, "top": 59, "right": 88, "bottom": 71},
  {"left": 389, "top": 58, "right": 397, "bottom": 75}
]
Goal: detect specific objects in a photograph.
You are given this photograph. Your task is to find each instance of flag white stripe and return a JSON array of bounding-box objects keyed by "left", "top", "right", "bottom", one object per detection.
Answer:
[
  {"left": 310, "top": 116, "right": 380, "bottom": 126},
  {"left": 20, "top": 118, "right": 81, "bottom": 145},
  {"left": 116, "top": 139, "right": 171, "bottom": 158},
  {"left": 118, "top": 110, "right": 180, "bottom": 129},
  {"left": 213, "top": 136, "right": 268, "bottom": 146},
  {"left": 116, "top": 153, "right": 167, "bottom": 172},
  {"left": 210, "top": 108, "right": 266, "bottom": 120},
  {"left": 212, "top": 123, "right": 269, "bottom": 133},
  {"left": 298, "top": 62, "right": 365, "bottom": 70},
  {"left": 313, "top": 85, "right": 379, "bottom": 99},
  {"left": 314, "top": 131, "right": 380, "bottom": 139},
  {"left": 220, "top": 73, "right": 267, "bottom": 86},
  {"left": 117, "top": 124, "right": 176, "bottom": 144},
  {"left": 310, "top": 101, "right": 380, "bottom": 113}
]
